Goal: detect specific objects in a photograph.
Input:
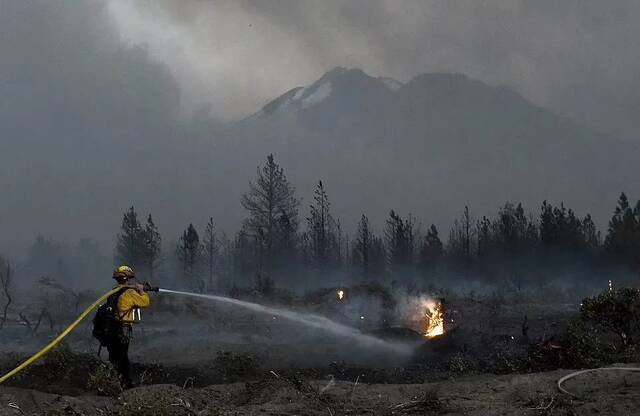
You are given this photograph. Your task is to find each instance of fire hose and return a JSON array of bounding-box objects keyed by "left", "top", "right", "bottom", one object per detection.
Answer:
[
  {"left": 557, "top": 367, "right": 640, "bottom": 396},
  {"left": 0, "top": 286, "right": 155, "bottom": 384}
]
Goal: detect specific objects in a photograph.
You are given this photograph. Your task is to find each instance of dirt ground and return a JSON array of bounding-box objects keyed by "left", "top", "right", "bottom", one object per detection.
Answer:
[
  {"left": 1, "top": 365, "right": 639, "bottom": 415},
  {"left": 1, "top": 289, "right": 637, "bottom": 415}
]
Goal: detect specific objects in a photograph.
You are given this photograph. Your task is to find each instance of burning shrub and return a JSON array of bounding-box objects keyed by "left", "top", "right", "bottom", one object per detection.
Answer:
[
  {"left": 423, "top": 299, "right": 445, "bottom": 338},
  {"left": 397, "top": 294, "right": 446, "bottom": 338}
]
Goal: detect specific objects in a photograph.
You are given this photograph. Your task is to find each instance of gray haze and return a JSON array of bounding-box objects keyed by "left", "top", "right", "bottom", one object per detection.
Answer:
[
  {"left": 108, "top": 0, "right": 640, "bottom": 140},
  {"left": 1, "top": 0, "right": 639, "bottom": 260}
]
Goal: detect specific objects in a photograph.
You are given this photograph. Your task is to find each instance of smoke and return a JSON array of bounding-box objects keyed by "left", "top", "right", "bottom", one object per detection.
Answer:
[
  {"left": 0, "top": 0, "right": 186, "bottom": 253},
  {"left": 2, "top": 0, "right": 638, "bottom": 278},
  {"left": 107, "top": 0, "right": 640, "bottom": 140}
]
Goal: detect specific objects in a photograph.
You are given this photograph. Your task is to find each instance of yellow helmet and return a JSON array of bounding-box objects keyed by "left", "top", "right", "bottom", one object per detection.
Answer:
[{"left": 112, "top": 265, "right": 135, "bottom": 280}]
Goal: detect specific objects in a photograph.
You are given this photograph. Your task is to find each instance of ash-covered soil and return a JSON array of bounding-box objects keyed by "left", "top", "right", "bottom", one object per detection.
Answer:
[
  {"left": 1, "top": 289, "right": 636, "bottom": 414},
  {"left": 2, "top": 366, "right": 639, "bottom": 415}
]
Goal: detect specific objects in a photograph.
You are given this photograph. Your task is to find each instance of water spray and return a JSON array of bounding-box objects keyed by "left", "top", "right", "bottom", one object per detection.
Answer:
[{"left": 158, "top": 288, "right": 414, "bottom": 355}]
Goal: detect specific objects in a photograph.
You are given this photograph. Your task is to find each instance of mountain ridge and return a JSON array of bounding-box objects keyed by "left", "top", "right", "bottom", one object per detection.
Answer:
[{"left": 229, "top": 66, "right": 639, "bottom": 236}]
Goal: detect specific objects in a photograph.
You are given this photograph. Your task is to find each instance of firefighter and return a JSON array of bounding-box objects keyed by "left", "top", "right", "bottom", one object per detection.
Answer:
[{"left": 108, "top": 265, "right": 150, "bottom": 387}]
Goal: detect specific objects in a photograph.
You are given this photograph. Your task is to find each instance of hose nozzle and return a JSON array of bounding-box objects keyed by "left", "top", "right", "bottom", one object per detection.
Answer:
[{"left": 143, "top": 282, "right": 160, "bottom": 292}]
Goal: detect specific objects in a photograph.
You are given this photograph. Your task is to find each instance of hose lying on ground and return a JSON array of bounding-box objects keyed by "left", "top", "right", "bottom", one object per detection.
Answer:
[
  {"left": 0, "top": 287, "right": 122, "bottom": 384},
  {"left": 557, "top": 367, "right": 640, "bottom": 396}
]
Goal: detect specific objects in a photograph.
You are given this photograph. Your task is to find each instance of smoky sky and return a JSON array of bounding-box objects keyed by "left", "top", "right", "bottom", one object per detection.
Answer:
[
  {"left": 1, "top": 0, "right": 639, "bottom": 256},
  {"left": 107, "top": 0, "right": 640, "bottom": 140},
  {"left": 0, "top": 0, "right": 183, "bottom": 253}
]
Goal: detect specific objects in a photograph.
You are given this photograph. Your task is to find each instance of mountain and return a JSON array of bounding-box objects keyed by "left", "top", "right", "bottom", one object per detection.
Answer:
[
  {"left": 252, "top": 67, "right": 397, "bottom": 119},
  {"left": 231, "top": 67, "right": 640, "bottom": 232}
]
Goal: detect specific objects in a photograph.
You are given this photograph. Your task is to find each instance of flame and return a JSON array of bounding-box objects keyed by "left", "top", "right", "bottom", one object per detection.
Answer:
[
  {"left": 337, "top": 289, "right": 345, "bottom": 301},
  {"left": 423, "top": 300, "right": 444, "bottom": 339}
]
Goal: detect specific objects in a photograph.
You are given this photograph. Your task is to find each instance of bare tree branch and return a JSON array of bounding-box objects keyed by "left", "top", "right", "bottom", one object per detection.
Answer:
[{"left": 0, "top": 261, "right": 12, "bottom": 330}]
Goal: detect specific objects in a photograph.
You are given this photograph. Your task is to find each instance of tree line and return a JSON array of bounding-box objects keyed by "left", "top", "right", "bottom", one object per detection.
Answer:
[{"left": 111, "top": 154, "right": 640, "bottom": 292}]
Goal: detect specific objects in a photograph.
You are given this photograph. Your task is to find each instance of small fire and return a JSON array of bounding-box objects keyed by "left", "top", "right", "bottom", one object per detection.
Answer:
[
  {"left": 423, "top": 300, "right": 445, "bottom": 339},
  {"left": 337, "top": 289, "right": 345, "bottom": 301}
]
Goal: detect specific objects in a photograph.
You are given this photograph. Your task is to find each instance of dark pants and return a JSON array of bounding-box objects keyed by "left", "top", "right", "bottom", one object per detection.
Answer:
[{"left": 106, "top": 327, "right": 131, "bottom": 386}]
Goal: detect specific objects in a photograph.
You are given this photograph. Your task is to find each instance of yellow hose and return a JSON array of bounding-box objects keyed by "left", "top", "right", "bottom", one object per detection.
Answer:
[{"left": 0, "top": 287, "right": 122, "bottom": 384}]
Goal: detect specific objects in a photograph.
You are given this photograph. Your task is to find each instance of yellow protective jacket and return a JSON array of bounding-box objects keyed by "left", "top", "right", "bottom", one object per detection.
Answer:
[{"left": 116, "top": 286, "right": 150, "bottom": 324}]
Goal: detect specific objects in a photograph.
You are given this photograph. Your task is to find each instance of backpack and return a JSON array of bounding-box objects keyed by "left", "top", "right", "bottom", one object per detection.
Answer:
[{"left": 92, "top": 288, "right": 126, "bottom": 346}]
